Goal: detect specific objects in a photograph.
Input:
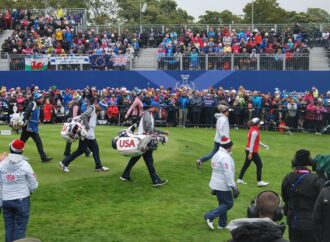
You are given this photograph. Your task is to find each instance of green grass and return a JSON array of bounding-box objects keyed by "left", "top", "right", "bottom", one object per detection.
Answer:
[{"left": 0, "top": 125, "right": 329, "bottom": 242}]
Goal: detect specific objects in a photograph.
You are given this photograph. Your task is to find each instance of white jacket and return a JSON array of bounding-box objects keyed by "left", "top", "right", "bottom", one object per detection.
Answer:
[
  {"left": 0, "top": 154, "right": 38, "bottom": 205},
  {"left": 214, "top": 113, "right": 230, "bottom": 143},
  {"left": 209, "top": 147, "right": 236, "bottom": 191}
]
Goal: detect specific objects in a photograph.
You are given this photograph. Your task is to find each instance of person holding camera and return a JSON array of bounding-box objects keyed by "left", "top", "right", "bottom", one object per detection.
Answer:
[
  {"left": 204, "top": 136, "right": 239, "bottom": 230},
  {"left": 312, "top": 154, "right": 330, "bottom": 242},
  {"left": 0, "top": 139, "right": 38, "bottom": 242},
  {"left": 227, "top": 191, "right": 287, "bottom": 242},
  {"left": 281, "top": 149, "right": 324, "bottom": 242},
  {"left": 196, "top": 102, "right": 230, "bottom": 169},
  {"left": 125, "top": 88, "right": 144, "bottom": 124},
  {"left": 237, "top": 117, "right": 269, "bottom": 186}
]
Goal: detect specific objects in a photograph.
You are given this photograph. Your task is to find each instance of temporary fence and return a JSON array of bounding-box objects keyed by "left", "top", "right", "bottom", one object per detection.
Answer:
[
  {"left": 0, "top": 52, "right": 322, "bottom": 71},
  {"left": 0, "top": 105, "right": 329, "bottom": 134}
]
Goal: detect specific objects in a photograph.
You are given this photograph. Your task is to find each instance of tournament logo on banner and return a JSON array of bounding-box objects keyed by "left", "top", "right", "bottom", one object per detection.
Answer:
[
  {"left": 25, "top": 55, "right": 48, "bottom": 71},
  {"left": 175, "top": 75, "right": 195, "bottom": 90}
]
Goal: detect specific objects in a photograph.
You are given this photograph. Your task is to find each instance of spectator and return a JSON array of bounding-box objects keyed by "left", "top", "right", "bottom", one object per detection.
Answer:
[
  {"left": 286, "top": 98, "right": 297, "bottom": 132},
  {"left": 314, "top": 98, "right": 327, "bottom": 135},
  {"left": 0, "top": 139, "right": 38, "bottom": 242},
  {"left": 282, "top": 149, "right": 324, "bottom": 242},
  {"left": 177, "top": 90, "right": 190, "bottom": 127},
  {"left": 125, "top": 88, "right": 144, "bottom": 124},
  {"left": 189, "top": 91, "right": 203, "bottom": 127}
]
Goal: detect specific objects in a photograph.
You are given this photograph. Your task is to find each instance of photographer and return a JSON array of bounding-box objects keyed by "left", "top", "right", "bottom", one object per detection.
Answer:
[
  {"left": 227, "top": 191, "right": 287, "bottom": 242},
  {"left": 204, "top": 136, "right": 239, "bottom": 230},
  {"left": 312, "top": 154, "right": 330, "bottom": 242},
  {"left": 281, "top": 149, "right": 324, "bottom": 242}
]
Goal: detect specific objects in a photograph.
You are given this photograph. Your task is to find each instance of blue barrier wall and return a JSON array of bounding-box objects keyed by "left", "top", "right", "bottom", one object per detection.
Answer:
[{"left": 0, "top": 71, "right": 329, "bottom": 92}]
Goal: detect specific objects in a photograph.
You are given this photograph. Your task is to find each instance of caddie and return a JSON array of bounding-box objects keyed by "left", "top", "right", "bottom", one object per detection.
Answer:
[{"left": 120, "top": 101, "right": 169, "bottom": 187}]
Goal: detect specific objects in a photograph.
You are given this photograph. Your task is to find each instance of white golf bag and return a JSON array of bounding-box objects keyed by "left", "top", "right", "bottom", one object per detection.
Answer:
[
  {"left": 112, "top": 124, "right": 168, "bottom": 157},
  {"left": 61, "top": 117, "right": 87, "bottom": 143},
  {"left": 9, "top": 105, "right": 24, "bottom": 133}
]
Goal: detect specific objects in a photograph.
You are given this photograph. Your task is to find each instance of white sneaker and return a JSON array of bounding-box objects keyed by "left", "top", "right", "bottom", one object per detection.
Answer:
[
  {"left": 96, "top": 166, "right": 109, "bottom": 172},
  {"left": 237, "top": 179, "right": 247, "bottom": 185},
  {"left": 59, "top": 161, "right": 70, "bottom": 173},
  {"left": 205, "top": 218, "right": 214, "bottom": 230},
  {"left": 217, "top": 225, "right": 227, "bottom": 230},
  {"left": 257, "top": 181, "right": 269, "bottom": 187}
]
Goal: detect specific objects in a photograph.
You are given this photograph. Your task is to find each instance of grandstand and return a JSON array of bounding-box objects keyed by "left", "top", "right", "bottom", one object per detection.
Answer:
[{"left": 0, "top": 8, "right": 330, "bottom": 71}]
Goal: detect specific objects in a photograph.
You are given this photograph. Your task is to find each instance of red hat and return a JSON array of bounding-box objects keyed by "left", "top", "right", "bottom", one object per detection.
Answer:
[
  {"left": 10, "top": 139, "right": 25, "bottom": 153},
  {"left": 220, "top": 136, "right": 231, "bottom": 145}
]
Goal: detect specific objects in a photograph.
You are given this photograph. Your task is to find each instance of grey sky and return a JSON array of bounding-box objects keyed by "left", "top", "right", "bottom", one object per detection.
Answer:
[{"left": 175, "top": 0, "right": 330, "bottom": 20}]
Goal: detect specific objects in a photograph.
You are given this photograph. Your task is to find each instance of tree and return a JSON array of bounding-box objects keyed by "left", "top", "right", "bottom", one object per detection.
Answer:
[
  {"left": 242, "top": 0, "right": 287, "bottom": 23},
  {"left": 306, "top": 8, "right": 330, "bottom": 23},
  {"left": 85, "top": 0, "right": 121, "bottom": 24},
  {"left": 116, "top": 0, "right": 194, "bottom": 24},
  {"left": 198, "top": 10, "right": 242, "bottom": 24}
]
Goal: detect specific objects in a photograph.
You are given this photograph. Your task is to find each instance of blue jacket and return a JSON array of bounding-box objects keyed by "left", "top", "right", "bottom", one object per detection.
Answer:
[
  {"left": 251, "top": 96, "right": 262, "bottom": 112},
  {"left": 178, "top": 96, "right": 190, "bottom": 109}
]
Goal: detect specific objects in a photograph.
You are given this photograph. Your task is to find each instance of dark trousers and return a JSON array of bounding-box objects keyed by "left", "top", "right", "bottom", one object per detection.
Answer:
[
  {"left": 62, "top": 138, "right": 102, "bottom": 169},
  {"left": 315, "top": 120, "right": 323, "bottom": 133},
  {"left": 2, "top": 197, "right": 30, "bottom": 242},
  {"left": 20, "top": 126, "right": 47, "bottom": 160},
  {"left": 122, "top": 150, "right": 161, "bottom": 184},
  {"left": 199, "top": 142, "right": 220, "bottom": 163},
  {"left": 204, "top": 190, "right": 234, "bottom": 227},
  {"left": 289, "top": 227, "right": 319, "bottom": 242},
  {"left": 64, "top": 141, "right": 91, "bottom": 156},
  {"left": 239, "top": 150, "right": 263, "bottom": 181},
  {"left": 191, "top": 111, "right": 201, "bottom": 125}
]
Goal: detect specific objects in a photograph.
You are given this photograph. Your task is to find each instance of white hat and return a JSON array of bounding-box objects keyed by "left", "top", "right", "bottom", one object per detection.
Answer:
[{"left": 251, "top": 117, "right": 264, "bottom": 125}]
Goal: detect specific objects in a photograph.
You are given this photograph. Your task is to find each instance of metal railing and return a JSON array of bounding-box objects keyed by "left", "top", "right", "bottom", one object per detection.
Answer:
[
  {"left": 0, "top": 105, "right": 329, "bottom": 133},
  {"left": 80, "top": 23, "right": 330, "bottom": 35},
  {"left": 0, "top": 52, "right": 325, "bottom": 71}
]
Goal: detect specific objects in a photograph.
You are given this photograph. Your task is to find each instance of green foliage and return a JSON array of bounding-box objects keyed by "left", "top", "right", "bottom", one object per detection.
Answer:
[
  {"left": 243, "top": 0, "right": 288, "bottom": 23},
  {"left": 0, "top": 126, "right": 329, "bottom": 241},
  {"left": 307, "top": 8, "right": 330, "bottom": 23},
  {"left": 117, "top": 0, "right": 194, "bottom": 24},
  {"left": 198, "top": 10, "right": 243, "bottom": 24},
  {"left": 1, "top": 0, "right": 329, "bottom": 25}
]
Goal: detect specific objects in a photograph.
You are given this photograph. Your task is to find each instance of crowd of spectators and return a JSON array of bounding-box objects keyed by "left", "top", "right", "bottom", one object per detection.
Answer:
[
  {"left": 157, "top": 24, "right": 320, "bottom": 71},
  {"left": 0, "top": 8, "right": 138, "bottom": 70},
  {"left": 1, "top": 9, "right": 330, "bottom": 71},
  {"left": 0, "top": 84, "right": 329, "bottom": 134}
]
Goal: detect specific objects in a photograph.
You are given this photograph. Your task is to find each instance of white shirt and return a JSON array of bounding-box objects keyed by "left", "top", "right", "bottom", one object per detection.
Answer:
[
  {"left": 214, "top": 113, "right": 230, "bottom": 142},
  {"left": 209, "top": 147, "right": 236, "bottom": 191},
  {"left": 87, "top": 106, "right": 97, "bottom": 140}
]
